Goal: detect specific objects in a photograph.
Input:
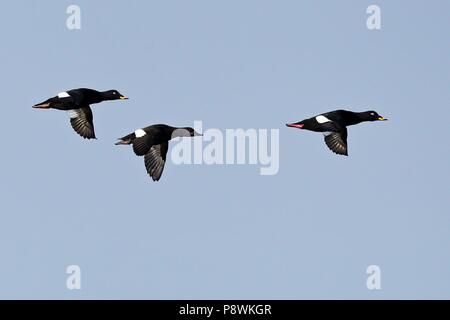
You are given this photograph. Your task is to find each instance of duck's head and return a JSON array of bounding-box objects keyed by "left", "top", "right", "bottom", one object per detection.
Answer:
[
  {"left": 101, "top": 90, "right": 129, "bottom": 101},
  {"left": 363, "top": 111, "right": 388, "bottom": 121},
  {"left": 172, "top": 127, "right": 203, "bottom": 138},
  {"left": 187, "top": 127, "right": 203, "bottom": 137}
]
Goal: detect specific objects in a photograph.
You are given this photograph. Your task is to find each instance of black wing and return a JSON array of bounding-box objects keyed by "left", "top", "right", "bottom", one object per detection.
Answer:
[
  {"left": 132, "top": 135, "right": 153, "bottom": 156},
  {"left": 144, "top": 142, "right": 169, "bottom": 181},
  {"left": 68, "top": 106, "right": 96, "bottom": 139},
  {"left": 324, "top": 127, "right": 348, "bottom": 156},
  {"left": 131, "top": 126, "right": 169, "bottom": 156}
]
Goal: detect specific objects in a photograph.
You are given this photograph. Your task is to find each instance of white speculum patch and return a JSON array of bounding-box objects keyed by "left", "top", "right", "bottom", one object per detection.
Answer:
[
  {"left": 316, "top": 115, "right": 331, "bottom": 123},
  {"left": 135, "top": 129, "right": 147, "bottom": 138},
  {"left": 58, "top": 92, "right": 71, "bottom": 98}
]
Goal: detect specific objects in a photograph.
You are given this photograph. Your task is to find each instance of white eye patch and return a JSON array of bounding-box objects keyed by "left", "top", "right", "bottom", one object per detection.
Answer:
[{"left": 315, "top": 115, "right": 331, "bottom": 123}]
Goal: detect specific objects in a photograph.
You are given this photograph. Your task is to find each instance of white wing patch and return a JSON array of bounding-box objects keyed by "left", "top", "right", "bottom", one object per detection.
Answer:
[
  {"left": 58, "top": 91, "right": 71, "bottom": 98},
  {"left": 67, "top": 110, "right": 78, "bottom": 119},
  {"left": 135, "top": 129, "right": 147, "bottom": 138},
  {"left": 316, "top": 115, "right": 331, "bottom": 124}
]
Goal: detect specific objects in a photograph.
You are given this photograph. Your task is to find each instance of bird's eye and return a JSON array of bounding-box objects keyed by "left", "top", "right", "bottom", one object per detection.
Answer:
[
  {"left": 371, "top": 112, "right": 375, "bottom": 116},
  {"left": 113, "top": 92, "right": 117, "bottom": 95}
]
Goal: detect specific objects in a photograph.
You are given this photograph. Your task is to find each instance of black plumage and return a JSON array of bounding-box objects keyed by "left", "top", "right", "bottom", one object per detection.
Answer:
[
  {"left": 144, "top": 143, "right": 169, "bottom": 181},
  {"left": 33, "top": 88, "right": 128, "bottom": 139},
  {"left": 116, "top": 124, "right": 202, "bottom": 181},
  {"left": 286, "top": 110, "right": 387, "bottom": 156}
]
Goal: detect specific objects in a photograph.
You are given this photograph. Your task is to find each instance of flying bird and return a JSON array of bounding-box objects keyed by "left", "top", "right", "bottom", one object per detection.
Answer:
[
  {"left": 286, "top": 109, "right": 388, "bottom": 156},
  {"left": 115, "top": 124, "right": 202, "bottom": 181},
  {"left": 33, "top": 88, "right": 128, "bottom": 139}
]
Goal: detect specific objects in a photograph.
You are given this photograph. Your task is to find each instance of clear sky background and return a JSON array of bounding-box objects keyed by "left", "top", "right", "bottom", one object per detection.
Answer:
[{"left": 0, "top": 0, "right": 449, "bottom": 299}]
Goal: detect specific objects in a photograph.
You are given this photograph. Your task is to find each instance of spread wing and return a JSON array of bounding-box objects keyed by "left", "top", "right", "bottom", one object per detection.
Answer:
[
  {"left": 144, "top": 142, "right": 169, "bottom": 181},
  {"left": 324, "top": 127, "right": 348, "bottom": 156},
  {"left": 132, "top": 135, "right": 153, "bottom": 156},
  {"left": 67, "top": 106, "right": 96, "bottom": 139},
  {"left": 132, "top": 127, "right": 167, "bottom": 156}
]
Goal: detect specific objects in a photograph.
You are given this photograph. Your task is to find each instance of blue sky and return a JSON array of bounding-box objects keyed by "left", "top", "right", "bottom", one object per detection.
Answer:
[{"left": 0, "top": 0, "right": 449, "bottom": 299}]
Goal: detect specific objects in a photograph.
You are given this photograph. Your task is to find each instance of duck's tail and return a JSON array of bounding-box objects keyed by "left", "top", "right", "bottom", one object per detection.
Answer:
[
  {"left": 32, "top": 102, "right": 51, "bottom": 109},
  {"left": 115, "top": 138, "right": 132, "bottom": 145}
]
